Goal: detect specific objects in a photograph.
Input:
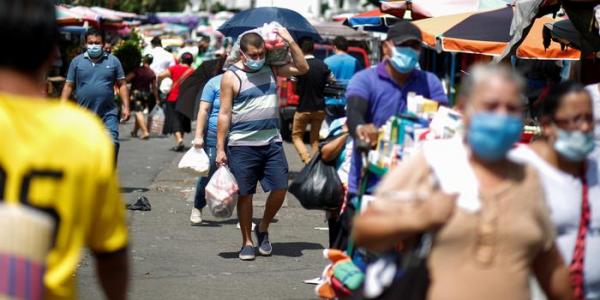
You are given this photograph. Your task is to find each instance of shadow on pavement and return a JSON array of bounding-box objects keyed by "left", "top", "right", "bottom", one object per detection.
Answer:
[
  {"left": 217, "top": 242, "right": 323, "bottom": 259},
  {"left": 121, "top": 187, "right": 150, "bottom": 193}
]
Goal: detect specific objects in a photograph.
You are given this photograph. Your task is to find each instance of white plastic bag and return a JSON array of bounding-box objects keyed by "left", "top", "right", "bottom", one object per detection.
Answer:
[
  {"left": 205, "top": 166, "right": 239, "bottom": 218},
  {"left": 225, "top": 22, "right": 290, "bottom": 68},
  {"left": 148, "top": 105, "right": 165, "bottom": 135},
  {"left": 178, "top": 147, "right": 210, "bottom": 176}
]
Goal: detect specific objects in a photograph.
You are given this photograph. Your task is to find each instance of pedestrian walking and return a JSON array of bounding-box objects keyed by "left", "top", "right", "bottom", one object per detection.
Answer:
[
  {"left": 126, "top": 54, "right": 159, "bottom": 140},
  {"left": 0, "top": 0, "right": 129, "bottom": 298},
  {"left": 324, "top": 36, "right": 359, "bottom": 123},
  {"left": 61, "top": 28, "right": 131, "bottom": 161},
  {"left": 158, "top": 52, "right": 194, "bottom": 152},
  {"left": 190, "top": 68, "right": 226, "bottom": 224},
  {"left": 145, "top": 36, "right": 175, "bottom": 77},
  {"left": 353, "top": 64, "right": 574, "bottom": 300},
  {"left": 292, "top": 37, "right": 332, "bottom": 164},
  {"left": 216, "top": 28, "right": 309, "bottom": 261},
  {"left": 510, "top": 82, "right": 599, "bottom": 300}
]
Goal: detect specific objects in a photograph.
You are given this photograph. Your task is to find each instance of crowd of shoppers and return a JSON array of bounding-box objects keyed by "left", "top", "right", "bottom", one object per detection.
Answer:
[{"left": 5, "top": 1, "right": 600, "bottom": 298}]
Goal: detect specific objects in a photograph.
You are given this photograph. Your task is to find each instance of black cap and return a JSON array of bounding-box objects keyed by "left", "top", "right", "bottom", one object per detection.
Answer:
[{"left": 386, "top": 20, "right": 422, "bottom": 44}]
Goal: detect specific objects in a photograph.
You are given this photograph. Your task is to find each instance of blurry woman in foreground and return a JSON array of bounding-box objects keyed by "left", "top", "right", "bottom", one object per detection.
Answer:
[
  {"left": 510, "top": 82, "right": 599, "bottom": 300},
  {"left": 352, "top": 64, "right": 573, "bottom": 300}
]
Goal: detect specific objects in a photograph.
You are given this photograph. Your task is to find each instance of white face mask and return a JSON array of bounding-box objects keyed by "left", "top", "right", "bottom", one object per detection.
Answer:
[{"left": 554, "top": 127, "right": 596, "bottom": 161}]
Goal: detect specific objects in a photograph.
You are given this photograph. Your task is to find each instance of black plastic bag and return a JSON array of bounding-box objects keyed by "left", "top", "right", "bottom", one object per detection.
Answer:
[{"left": 289, "top": 154, "right": 343, "bottom": 210}]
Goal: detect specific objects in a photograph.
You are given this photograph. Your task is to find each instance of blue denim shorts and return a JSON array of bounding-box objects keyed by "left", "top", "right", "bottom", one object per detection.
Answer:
[{"left": 228, "top": 143, "right": 289, "bottom": 196}]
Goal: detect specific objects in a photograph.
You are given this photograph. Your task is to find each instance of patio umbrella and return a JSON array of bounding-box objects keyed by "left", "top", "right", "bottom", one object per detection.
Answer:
[
  {"left": 91, "top": 6, "right": 140, "bottom": 20},
  {"left": 542, "top": 19, "right": 600, "bottom": 54},
  {"left": 218, "top": 7, "right": 322, "bottom": 41},
  {"left": 380, "top": 0, "right": 509, "bottom": 19},
  {"left": 56, "top": 5, "right": 99, "bottom": 27},
  {"left": 413, "top": 6, "right": 580, "bottom": 60},
  {"left": 342, "top": 8, "right": 399, "bottom": 32}
]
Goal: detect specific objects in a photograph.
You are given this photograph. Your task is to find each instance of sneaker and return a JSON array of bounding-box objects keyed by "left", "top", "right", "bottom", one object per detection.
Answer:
[
  {"left": 190, "top": 208, "right": 202, "bottom": 225},
  {"left": 239, "top": 245, "right": 256, "bottom": 261},
  {"left": 255, "top": 226, "right": 272, "bottom": 256}
]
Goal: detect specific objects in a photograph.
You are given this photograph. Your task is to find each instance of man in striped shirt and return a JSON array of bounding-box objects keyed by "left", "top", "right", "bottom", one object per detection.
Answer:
[{"left": 216, "top": 28, "right": 309, "bottom": 261}]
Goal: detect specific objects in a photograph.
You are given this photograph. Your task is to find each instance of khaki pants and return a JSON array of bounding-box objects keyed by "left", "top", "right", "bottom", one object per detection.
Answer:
[{"left": 292, "top": 111, "right": 326, "bottom": 163}]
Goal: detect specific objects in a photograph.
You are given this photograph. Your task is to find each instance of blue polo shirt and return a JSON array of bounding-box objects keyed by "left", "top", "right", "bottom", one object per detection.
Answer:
[
  {"left": 345, "top": 60, "right": 448, "bottom": 194},
  {"left": 66, "top": 52, "right": 125, "bottom": 116}
]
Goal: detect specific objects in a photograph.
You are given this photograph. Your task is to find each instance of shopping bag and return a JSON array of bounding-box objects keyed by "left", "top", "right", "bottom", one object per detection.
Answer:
[
  {"left": 205, "top": 166, "right": 239, "bottom": 218},
  {"left": 177, "top": 148, "right": 210, "bottom": 176},
  {"left": 289, "top": 154, "right": 343, "bottom": 210},
  {"left": 148, "top": 105, "right": 165, "bottom": 135}
]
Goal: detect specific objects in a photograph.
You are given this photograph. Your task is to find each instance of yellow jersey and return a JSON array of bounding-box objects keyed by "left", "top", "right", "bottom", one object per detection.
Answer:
[{"left": 0, "top": 93, "right": 128, "bottom": 300}]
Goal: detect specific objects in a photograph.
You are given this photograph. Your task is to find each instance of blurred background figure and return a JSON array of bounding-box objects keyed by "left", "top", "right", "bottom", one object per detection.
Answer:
[
  {"left": 511, "top": 82, "right": 599, "bottom": 300},
  {"left": 291, "top": 37, "right": 331, "bottom": 164},
  {"left": 0, "top": 0, "right": 129, "bottom": 298},
  {"left": 126, "top": 53, "right": 159, "bottom": 140},
  {"left": 145, "top": 36, "right": 175, "bottom": 79},
  {"left": 158, "top": 52, "right": 194, "bottom": 151},
  {"left": 324, "top": 36, "right": 358, "bottom": 124},
  {"left": 353, "top": 64, "right": 574, "bottom": 300}
]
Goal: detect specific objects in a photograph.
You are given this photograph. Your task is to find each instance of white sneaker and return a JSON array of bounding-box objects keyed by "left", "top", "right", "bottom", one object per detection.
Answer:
[{"left": 190, "top": 208, "right": 202, "bottom": 224}]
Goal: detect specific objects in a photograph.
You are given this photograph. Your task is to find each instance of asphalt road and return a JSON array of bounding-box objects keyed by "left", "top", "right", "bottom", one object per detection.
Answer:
[{"left": 77, "top": 121, "right": 328, "bottom": 300}]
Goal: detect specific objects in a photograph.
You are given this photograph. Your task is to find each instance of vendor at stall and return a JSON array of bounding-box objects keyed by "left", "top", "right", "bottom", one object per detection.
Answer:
[{"left": 345, "top": 21, "right": 448, "bottom": 198}]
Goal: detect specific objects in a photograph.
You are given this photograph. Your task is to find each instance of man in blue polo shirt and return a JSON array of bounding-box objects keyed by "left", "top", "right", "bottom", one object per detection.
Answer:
[
  {"left": 61, "top": 28, "right": 130, "bottom": 160},
  {"left": 346, "top": 21, "right": 447, "bottom": 198}
]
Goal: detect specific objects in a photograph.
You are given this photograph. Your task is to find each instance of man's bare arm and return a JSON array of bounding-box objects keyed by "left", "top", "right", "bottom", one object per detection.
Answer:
[
  {"left": 94, "top": 248, "right": 129, "bottom": 300},
  {"left": 60, "top": 82, "right": 74, "bottom": 103},
  {"left": 273, "top": 28, "right": 309, "bottom": 77},
  {"left": 116, "top": 79, "right": 130, "bottom": 121},
  {"left": 215, "top": 71, "right": 236, "bottom": 165}
]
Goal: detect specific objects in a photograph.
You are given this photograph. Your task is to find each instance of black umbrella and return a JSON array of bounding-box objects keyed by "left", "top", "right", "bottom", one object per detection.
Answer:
[{"left": 217, "top": 7, "right": 322, "bottom": 41}]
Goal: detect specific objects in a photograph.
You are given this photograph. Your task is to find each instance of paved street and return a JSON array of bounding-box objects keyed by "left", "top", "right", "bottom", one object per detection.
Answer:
[{"left": 77, "top": 121, "right": 328, "bottom": 300}]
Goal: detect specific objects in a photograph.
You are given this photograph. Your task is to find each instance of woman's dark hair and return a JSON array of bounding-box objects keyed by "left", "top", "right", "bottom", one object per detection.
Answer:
[
  {"left": 180, "top": 52, "right": 194, "bottom": 65},
  {"left": 0, "top": 0, "right": 58, "bottom": 75},
  {"left": 85, "top": 28, "right": 104, "bottom": 43},
  {"left": 541, "top": 81, "right": 588, "bottom": 119}
]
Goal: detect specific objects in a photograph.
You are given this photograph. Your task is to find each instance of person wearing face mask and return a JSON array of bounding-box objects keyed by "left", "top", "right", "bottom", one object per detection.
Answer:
[
  {"left": 344, "top": 21, "right": 448, "bottom": 208},
  {"left": 61, "top": 28, "right": 130, "bottom": 162},
  {"left": 352, "top": 64, "right": 574, "bottom": 300},
  {"left": 509, "top": 82, "right": 599, "bottom": 300},
  {"left": 216, "top": 28, "right": 309, "bottom": 261}
]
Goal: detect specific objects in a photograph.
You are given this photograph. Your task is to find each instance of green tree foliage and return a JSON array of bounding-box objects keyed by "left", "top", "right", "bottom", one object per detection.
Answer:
[{"left": 112, "top": 30, "right": 143, "bottom": 75}]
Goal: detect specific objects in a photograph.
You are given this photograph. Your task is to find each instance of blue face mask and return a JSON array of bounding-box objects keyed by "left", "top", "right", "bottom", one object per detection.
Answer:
[
  {"left": 554, "top": 128, "right": 595, "bottom": 161},
  {"left": 467, "top": 112, "right": 523, "bottom": 162},
  {"left": 242, "top": 51, "right": 265, "bottom": 71},
  {"left": 87, "top": 44, "right": 103, "bottom": 58},
  {"left": 390, "top": 46, "right": 419, "bottom": 74}
]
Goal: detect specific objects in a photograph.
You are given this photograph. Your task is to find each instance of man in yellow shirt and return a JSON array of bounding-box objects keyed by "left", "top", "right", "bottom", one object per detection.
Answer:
[{"left": 0, "top": 0, "right": 129, "bottom": 299}]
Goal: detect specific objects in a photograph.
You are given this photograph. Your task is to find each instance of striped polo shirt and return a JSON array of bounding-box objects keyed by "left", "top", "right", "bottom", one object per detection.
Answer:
[{"left": 228, "top": 65, "right": 281, "bottom": 146}]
